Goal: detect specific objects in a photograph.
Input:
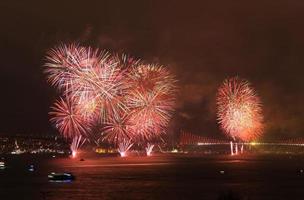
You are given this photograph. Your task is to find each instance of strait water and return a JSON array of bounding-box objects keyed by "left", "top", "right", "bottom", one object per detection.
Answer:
[{"left": 1, "top": 154, "right": 304, "bottom": 200}]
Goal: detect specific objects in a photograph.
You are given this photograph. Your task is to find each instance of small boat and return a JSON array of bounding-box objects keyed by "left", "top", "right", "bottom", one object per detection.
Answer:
[
  {"left": 0, "top": 161, "right": 5, "bottom": 170},
  {"left": 48, "top": 172, "right": 75, "bottom": 182},
  {"left": 28, "top": 164, "right": 35, "bottom": 172}
]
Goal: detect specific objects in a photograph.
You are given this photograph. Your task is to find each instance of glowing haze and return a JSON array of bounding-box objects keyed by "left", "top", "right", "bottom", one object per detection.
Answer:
[{"left": 216, "top": 77, "right": 263, "bottom": 142}]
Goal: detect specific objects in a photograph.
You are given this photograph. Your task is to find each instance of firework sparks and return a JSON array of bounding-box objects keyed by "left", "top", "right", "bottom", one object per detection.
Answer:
[
  {"left": 127, "top": 89, "right": 169, "bottom": 138},
  {"left": 49, "top": 97, "right": 89, "bottom": 139},
  {"left": 117, "top": 139, "right": 133, "bottom": 157},
  {"left": 127, "top": 64, "right": 176, "bottom": 141},
  {"left": 145, "top": 143, "right": 155, "bottom": 156},
  {"left": 70, "top": 135, "right": 86, "bottom": 158},
  {"left": 216, "top": 77, "right": 263, "bottom": 142},
  {"left": 45, "top": 44, "right": 177, "bottom": 150},
  {"left": 130, "top": 64, "right": 176, "bottom": 93},
  {"left": 101, "top": 113, "right": 133, "bottom": 145},
  {"left": 45, "top": 44, "right": 130, "bottom": 123}
]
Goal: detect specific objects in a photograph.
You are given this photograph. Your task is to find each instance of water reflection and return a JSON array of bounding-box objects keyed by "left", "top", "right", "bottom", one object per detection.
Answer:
[{"left": 1, "top": 154, "right": 304, "bottom": 199}]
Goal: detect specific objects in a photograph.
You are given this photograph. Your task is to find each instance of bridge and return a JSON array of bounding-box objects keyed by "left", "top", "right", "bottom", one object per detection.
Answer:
[{"left": 179, "top": 131, "right": 304, "bottom": 147}]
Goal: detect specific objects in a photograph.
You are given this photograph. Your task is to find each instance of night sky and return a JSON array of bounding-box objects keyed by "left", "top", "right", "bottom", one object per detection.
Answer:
[{"left": 0, "top": 0, "right": 303, "bottom": 140}]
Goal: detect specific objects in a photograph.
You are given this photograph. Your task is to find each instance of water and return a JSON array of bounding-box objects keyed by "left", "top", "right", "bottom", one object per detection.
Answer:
[{"left": 1, "top": 154, "right": 304, "bottom": 199}]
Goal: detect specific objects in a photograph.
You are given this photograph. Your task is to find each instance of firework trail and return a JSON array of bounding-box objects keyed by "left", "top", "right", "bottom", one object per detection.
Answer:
[
  {"left": 70, "top": 135, "right": 86, "bottom": 158},
  {"left": 216, "top": 77, "right": 263, "bottom": 142},
  {"left": 145, "top": 143, "right": 155, "bottom": 156},
  {"left": 117, "top": 139, "right": 134, "bottom": 157}
]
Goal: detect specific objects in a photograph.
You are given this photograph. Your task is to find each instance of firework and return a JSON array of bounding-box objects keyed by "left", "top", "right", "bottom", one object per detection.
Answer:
[
  {"left": 45, "top": 44, "right": 130, "bottom": 123},
  {"left": 145, "top": 143, "right": 155, "bottom": 156},
  {"left": 127, "top": 64, "right": 176, "bottom": 141},
  {"left": 216, "top": 77, "right": 263, "bottom": 142},
  {"left": 101, "top": 112, "right": 133, "bottom": 145},
  {"left": 49, "top": 97, "right": 89, "bottom": 139},
  {"left": 45, "top": 44, "right": 177, "bottom": 151},
  {"left": 129, "top": 64, "right": 176, "bottom": 93},
  {"left": 70, "top": 135, "right": 86, "bottom": 158},
  {"left": 45, "top": 44, "right": 101, "bottom": 92},
  {"left": 77, "top": 97, "right": 98, "bottom": 121},
  {"left": 127, "top": 90, "right": 169, "bottom": 138},
  {"left": 230, "top": 141, "right": 234, "bottom": 155},
  {"left": 117, "top": 139, "right": 133, "bottom": 157}
]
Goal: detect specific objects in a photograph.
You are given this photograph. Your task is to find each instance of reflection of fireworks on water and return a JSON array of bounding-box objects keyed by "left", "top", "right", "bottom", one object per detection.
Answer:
[
  {"left": 145, "top": 143, "right": 155, "bottom": 156},
  {"left": 216, "top": 77, "right": 263, "bottom": 142},
  {"left": 70, "top": 135, "right": 86, "bottom": 158},
  {"left": 117, "top": 139, "right": 133, "bottom": 157}
]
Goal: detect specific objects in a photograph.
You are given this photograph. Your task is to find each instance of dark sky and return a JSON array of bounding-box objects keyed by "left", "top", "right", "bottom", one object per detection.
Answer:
[{"left": 0, "top": 0, "right": 303, "bottom": 140}]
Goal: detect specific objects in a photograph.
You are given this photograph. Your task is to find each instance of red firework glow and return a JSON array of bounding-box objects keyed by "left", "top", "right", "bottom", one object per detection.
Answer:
[
  {"left": 45, "top": 44, "right": 177, "bottom": 153},
  {"left": 216, "top": 77, "right": 263, "bottom": 142}
]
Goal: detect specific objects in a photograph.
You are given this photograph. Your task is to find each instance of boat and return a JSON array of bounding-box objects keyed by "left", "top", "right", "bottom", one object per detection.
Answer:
[
  {"left": 0, "top": 161, "right": 5, "bottom": 170},
  {"left": 28, "top": 164, "right": 35, "bottom": 172},
  {"left": 48, "top": 172, "right": 75, "bottom": 182}
]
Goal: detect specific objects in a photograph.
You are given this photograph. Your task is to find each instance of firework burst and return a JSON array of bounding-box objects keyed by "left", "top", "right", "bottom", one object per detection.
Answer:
[
  {"left": 49, "top": 97, "right": 89, "bottom": 139},
  {"left": 101, "top": 112, "right": 133, "bottom": 145},
  {"left": 45, "top": 44, "right": 177, "bottom": 151},
  {"left": 45, "top": 44, "right": 130, "bottom": 123},
  {"left": 45, "top": 44, "right": 101, "bottom": 92},
  {"left": 127, "top": 64, "right": 176, "bottom": 141},
  {"left": 216, "top": 77, "right": 263, "bottom": 142}
]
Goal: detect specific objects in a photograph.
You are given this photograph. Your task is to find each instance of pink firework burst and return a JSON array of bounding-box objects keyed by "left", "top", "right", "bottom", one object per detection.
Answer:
[
  {"left": 49, "top": 97, "right": 89, "bottom": 139},
  {"left": 45, "top": 44, "right": 177, "bottom": 149},
  {"left": 127, "top": 89, "right": 173, "bottom": 139},
  {"left": 130, "top": 64, "right": 176, "bottom": 94},
  {"left": 101, "top": 112, "right": 133, "bottom": 145},
  {"left": 45, "top": 44, "right": 130, "bottom": 123},
  {"left": 127, "top": 64, "right": 176, "bottom": 141},
  {"left": 45, "top": 44, "right": 102, "bottom": 92},
  {"left": 216, "top": 77, "right": 263, "bottom": 141}
]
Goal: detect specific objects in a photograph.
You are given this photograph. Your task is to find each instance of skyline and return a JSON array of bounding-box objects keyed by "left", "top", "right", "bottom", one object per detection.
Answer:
[{"left": 0, "top": 1, "right": 304, "bottom": 140}]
